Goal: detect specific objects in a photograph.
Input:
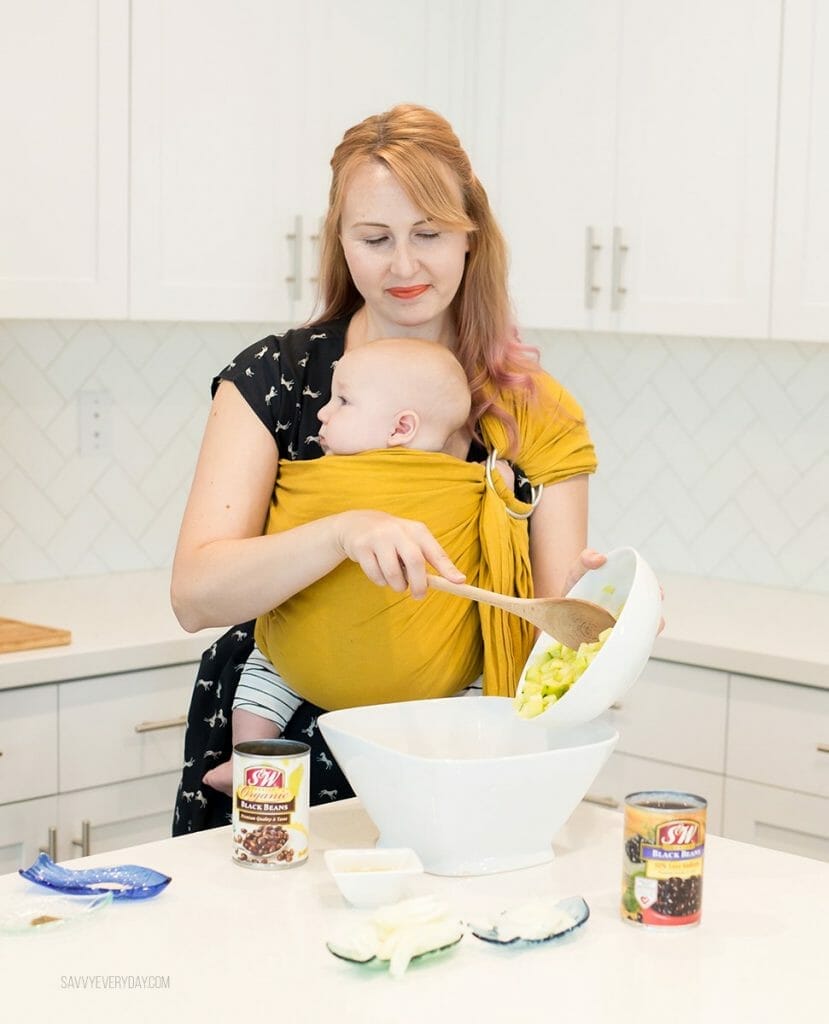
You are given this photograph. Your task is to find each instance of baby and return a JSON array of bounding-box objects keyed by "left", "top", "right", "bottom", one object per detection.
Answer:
[{"left": 203, "top": 337, "right": 474, "bottom": 795}]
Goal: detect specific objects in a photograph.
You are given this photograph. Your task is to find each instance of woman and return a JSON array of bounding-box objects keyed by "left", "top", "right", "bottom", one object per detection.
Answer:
[{"left": 171, "top": 104, "right": 602, "bottom": 834}]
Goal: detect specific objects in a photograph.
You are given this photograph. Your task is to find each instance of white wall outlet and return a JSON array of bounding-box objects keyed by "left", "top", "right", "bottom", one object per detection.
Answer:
[{"left": 78, "top": 390, "right": 112, "bottom": 456}]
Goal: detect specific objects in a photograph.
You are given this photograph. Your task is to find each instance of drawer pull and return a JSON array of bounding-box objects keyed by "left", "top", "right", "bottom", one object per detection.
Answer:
[
  {"left": 72, "top": 820, "right": 91, "bottom": 858},
  {"left": 818, "top": 745, "right": 829, "bottom": 755},
  {"left": 285, "top": 213, "right": 303, "bottom": 300},
  {"left": 135, "top": 715, "right": 187, "bottom": 734},
  {"left": 584, "top": 794, "right": 620, "bottom": 809},
  {"left": 610, "top": 702, "right": 623, "bottom": 711},
  {"left": 39, "top": 826, "right": 58, "bottom": 861},
  {"left": 583, "top": 225, "right": 602, "bottom": 309}
]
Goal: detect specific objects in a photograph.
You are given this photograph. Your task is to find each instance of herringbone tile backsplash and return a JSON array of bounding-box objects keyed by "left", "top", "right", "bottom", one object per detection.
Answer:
[{"left": 1, "top": 320, "right": 826, "bottom": 592}]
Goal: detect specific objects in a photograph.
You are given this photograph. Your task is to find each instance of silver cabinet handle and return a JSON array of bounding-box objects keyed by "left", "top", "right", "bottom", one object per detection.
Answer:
[
  {"left": 818, "top": 745, "right": 829, "bottom": 754},
  {"left": 584, "top": 794, "right": 620, "bottom": 809},
  {"left": 39, "top": 826, "right": 58, "bottom": 861},
  {"left": 285, "top": 213, "right": 303, "bottom": 301},
  {"left": 584, "top": 226, "right": 602, "bottom": 309},
  {"left": 308, "top": 216, "right": 323, "bottom": 285},
  {"left": 611, "top": 226, "right": 629, "bottom": 311},
  {"left": 134, "top": 714, "right": 187, "bottom": 733},
  {"left": 72, "top": 820, "right": 91, "bottom": 858}
]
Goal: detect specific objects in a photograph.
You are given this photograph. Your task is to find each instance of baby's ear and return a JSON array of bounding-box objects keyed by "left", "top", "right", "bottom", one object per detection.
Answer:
[{"left": 388, "top": 410, "right": 419, "bottom": 447}]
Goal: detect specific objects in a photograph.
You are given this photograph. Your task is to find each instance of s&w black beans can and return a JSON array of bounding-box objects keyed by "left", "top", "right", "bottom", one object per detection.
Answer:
[
  {"left": 621, "top": 790, "right": 707, "bottom": 927},
  {"left": 232, "top": 739, "right": 310, "bottom": 869}
]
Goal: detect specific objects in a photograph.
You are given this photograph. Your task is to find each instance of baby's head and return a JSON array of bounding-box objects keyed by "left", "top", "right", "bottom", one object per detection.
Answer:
[{"left": 317, "top": 338, "right": 471, "bottom": 456}]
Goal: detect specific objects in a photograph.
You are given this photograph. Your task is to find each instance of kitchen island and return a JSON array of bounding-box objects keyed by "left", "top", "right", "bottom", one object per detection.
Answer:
[{"left": 0, "top": 799, "right": 823, "bottom": 1022}]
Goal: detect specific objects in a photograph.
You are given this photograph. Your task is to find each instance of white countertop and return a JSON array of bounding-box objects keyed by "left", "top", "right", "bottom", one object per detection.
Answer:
[
  {"left": 0, "top": 570, "right": 224, "bottom": 690},
  {"left": 0, "top": 800, "right": 823, "bottom": 1022},
  {"left": 0, "top": 568, "right": 827, "bottom": 691},
  {"left": 654, "top": 571, "right": 829, "bottom": 688}
]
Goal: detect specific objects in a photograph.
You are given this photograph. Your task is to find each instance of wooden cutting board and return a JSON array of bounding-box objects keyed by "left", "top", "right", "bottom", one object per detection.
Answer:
[{"left": 0, "top": 617, "right": 72, "bottom": 654}]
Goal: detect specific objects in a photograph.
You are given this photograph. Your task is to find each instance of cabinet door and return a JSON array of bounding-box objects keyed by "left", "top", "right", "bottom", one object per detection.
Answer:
[
  {"left": 723, "top": 777, "right": 829, "bottom": 862},
  {"left": 58, "top": 664, "right": 195, "bottom": 792},
  {"left": 0, "top": 0, "right": 129, "bottom": 318},
  {"left": 493, "top": 0, "right": 618, "bottom": 330},
  {"left": 57, "top": 772, "right": 180, "bottom": 862},
  {"left": 608, "top": 660, "right": 727, "bottom": 774},
  {"left": 613, "top": 0, "right": 779, "bottom": 338},
  {"left": 0, "top": 796, "right": 58, "bottom": 874},
  {"left": 131, "top": 0, "right": 304, "bottom": 322},
  {"left": 586, "top": 751, "right": 724, "bottom": 834},
  {"left": 0, "top": 685, "right": 58, "bottom": 803},
  {"left": 727, "top": 674, "right": 829, "bottom": 798},
  {"left": 293, "top": 0, "right": 469, "bottom": 323},
  {"left": 771, "top": 0, "right": 829, "bottom": 342}
]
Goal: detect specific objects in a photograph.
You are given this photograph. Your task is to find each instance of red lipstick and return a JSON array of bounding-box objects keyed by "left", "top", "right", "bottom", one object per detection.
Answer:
[{"left": 387, "top": 285, "right": 429, "bottom": 299}]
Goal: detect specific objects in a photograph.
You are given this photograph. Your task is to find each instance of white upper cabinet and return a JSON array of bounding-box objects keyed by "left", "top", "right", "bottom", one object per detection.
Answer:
[
  {"left": 490, "top": 0, "right": 780, "bottom": 338},
  {"left": 130, "top": 0, "right": 305, "bottom": 323},
  {"left": 612, "top": 0, "right": 779, "bottom": 338},
  {"left": 0, "top": 0, "right": 129, "bottom": 319},
  {"left": 771, "top": 0, "right": 829, "bottom": 343},
  {"left": 494, "top": 0, "right": 619, "bottom": 331},
  {"left": 131, "top": 0, "right": 466, "bottom": 323}
]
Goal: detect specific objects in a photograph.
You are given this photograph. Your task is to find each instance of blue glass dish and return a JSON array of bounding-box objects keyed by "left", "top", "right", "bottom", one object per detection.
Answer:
[
  {"left": 469, "top": 895, "right": 590, "bottom": 945},
  {"left": 19, "top": 853, "right": 171, "bottom": 901}
]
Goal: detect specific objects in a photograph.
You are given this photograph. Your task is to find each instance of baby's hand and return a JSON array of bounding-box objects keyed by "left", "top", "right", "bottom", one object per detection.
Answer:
[{"left": 203, "top": 760, "right": 233, "bottom": 796}]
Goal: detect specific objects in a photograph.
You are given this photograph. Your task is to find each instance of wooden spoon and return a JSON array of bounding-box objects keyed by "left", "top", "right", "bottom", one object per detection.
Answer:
[{"left": 426, "top": 576, "right": 616, "bottom": 650}]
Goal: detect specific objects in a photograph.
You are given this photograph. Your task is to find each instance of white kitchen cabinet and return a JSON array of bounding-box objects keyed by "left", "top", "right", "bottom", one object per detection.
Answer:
[
  {"left": 130, "top": 0, "right": 470, "bottom": 323},
  {"left": 0, "top": 797, "right": 58, "bottom": 876},
  {"left": 58, "top": 663, "right": 194, "bottom": 792},
  {"left": 726, "top": 674, "right": 829, "bottom": 799},
  {"left": 0, "top": 684, "right": 58, "bottom": 804},
  {"left": 723, "top": 777, "right": 829, "bottom": 862},
  {"left": 490, "top": 0, "right": 780, "bottom": 337},
  {"left": 771, "top": 0, "right": 829, "bottom": 342},
  {"left": 0, "top": 0, "right": 129, "bottom": 319},
  {"left": 0, "top": 662, "right": 195, "bottom": 867},
  {"left": 55, "top": 772, "right": 181, "bottom": 862},
  {"left": 591, "top": 659, "right": 829, "bottom": 861},
  {"left": 586, "top": 751, "right": 725, "bottom": 834},
  {"left": 608, "top": 660, "right": 727, "bottom": 773},
  {"left": 130, "top": 0, "right": 304, "bottom": 323},
  {"left": 492, "top": 0, "right": 618, "bottom": 331},
  {"left": 584, "top": 659, "right": 727, "bottom": 833}
]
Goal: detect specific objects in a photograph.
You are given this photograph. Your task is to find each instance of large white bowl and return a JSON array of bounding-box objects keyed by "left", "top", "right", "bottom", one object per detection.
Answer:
[
  {"left": 516, "top": 546, "right": 662, "bottom": 726},
  {"left": 318, "top": 697, "right": 618, "bottom": 876}
]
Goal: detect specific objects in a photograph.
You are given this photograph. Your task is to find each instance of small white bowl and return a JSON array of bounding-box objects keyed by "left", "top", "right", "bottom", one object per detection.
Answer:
[{"left": 324, "top": 848, "right": 424, "bottom": 907}]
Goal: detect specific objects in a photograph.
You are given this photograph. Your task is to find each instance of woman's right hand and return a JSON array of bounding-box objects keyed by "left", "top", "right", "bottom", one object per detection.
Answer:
[{"left": 334, "top": 510, "right": 465, "bottom": 598}]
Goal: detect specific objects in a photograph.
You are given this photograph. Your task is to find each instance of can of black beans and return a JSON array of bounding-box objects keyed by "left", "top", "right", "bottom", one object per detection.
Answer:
[
  {"left": 232, "top": 739, "right": 310, "bottom": 869},
  {"left": 621, "top": 790, "right": 707, "bottom": 927}
]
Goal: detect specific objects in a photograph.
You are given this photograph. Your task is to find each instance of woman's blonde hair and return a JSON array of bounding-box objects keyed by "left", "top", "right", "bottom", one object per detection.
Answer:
[{"left": 310, "top": 104, "right": 538, "bottom": 454}]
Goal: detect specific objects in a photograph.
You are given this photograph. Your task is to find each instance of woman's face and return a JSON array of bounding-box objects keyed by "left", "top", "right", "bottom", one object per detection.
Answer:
[{"left": 339, "top": 161, "right": 469, "bottom": 342}]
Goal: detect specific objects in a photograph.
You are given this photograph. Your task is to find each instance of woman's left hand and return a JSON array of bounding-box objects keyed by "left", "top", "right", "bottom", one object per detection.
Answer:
[
  {"left": 564, "top": 547, "right": 665, "bottom": 634},
  {"left": 562, "top": 548, "right": 607, "bottom": 597}
]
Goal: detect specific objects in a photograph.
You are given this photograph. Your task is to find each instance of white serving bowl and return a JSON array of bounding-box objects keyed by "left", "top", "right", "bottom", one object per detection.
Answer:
[
  {"left": 516, "top": 546, "right": 662, "bottom": 726},
  {"left": 318, "top": 697, "right": 618, "bottom": 876},
  {"left": 323, "top": 847, "right": 424, "bottom": 907}
]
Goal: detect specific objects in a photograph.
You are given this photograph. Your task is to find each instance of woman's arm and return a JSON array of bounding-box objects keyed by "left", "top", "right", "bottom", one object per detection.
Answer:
[
  {"left": 528, "top": 474, "right": 604, "bottom": 598},
  {"left": 171, "top": 382, "right": 463, "bottom": 631}
]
